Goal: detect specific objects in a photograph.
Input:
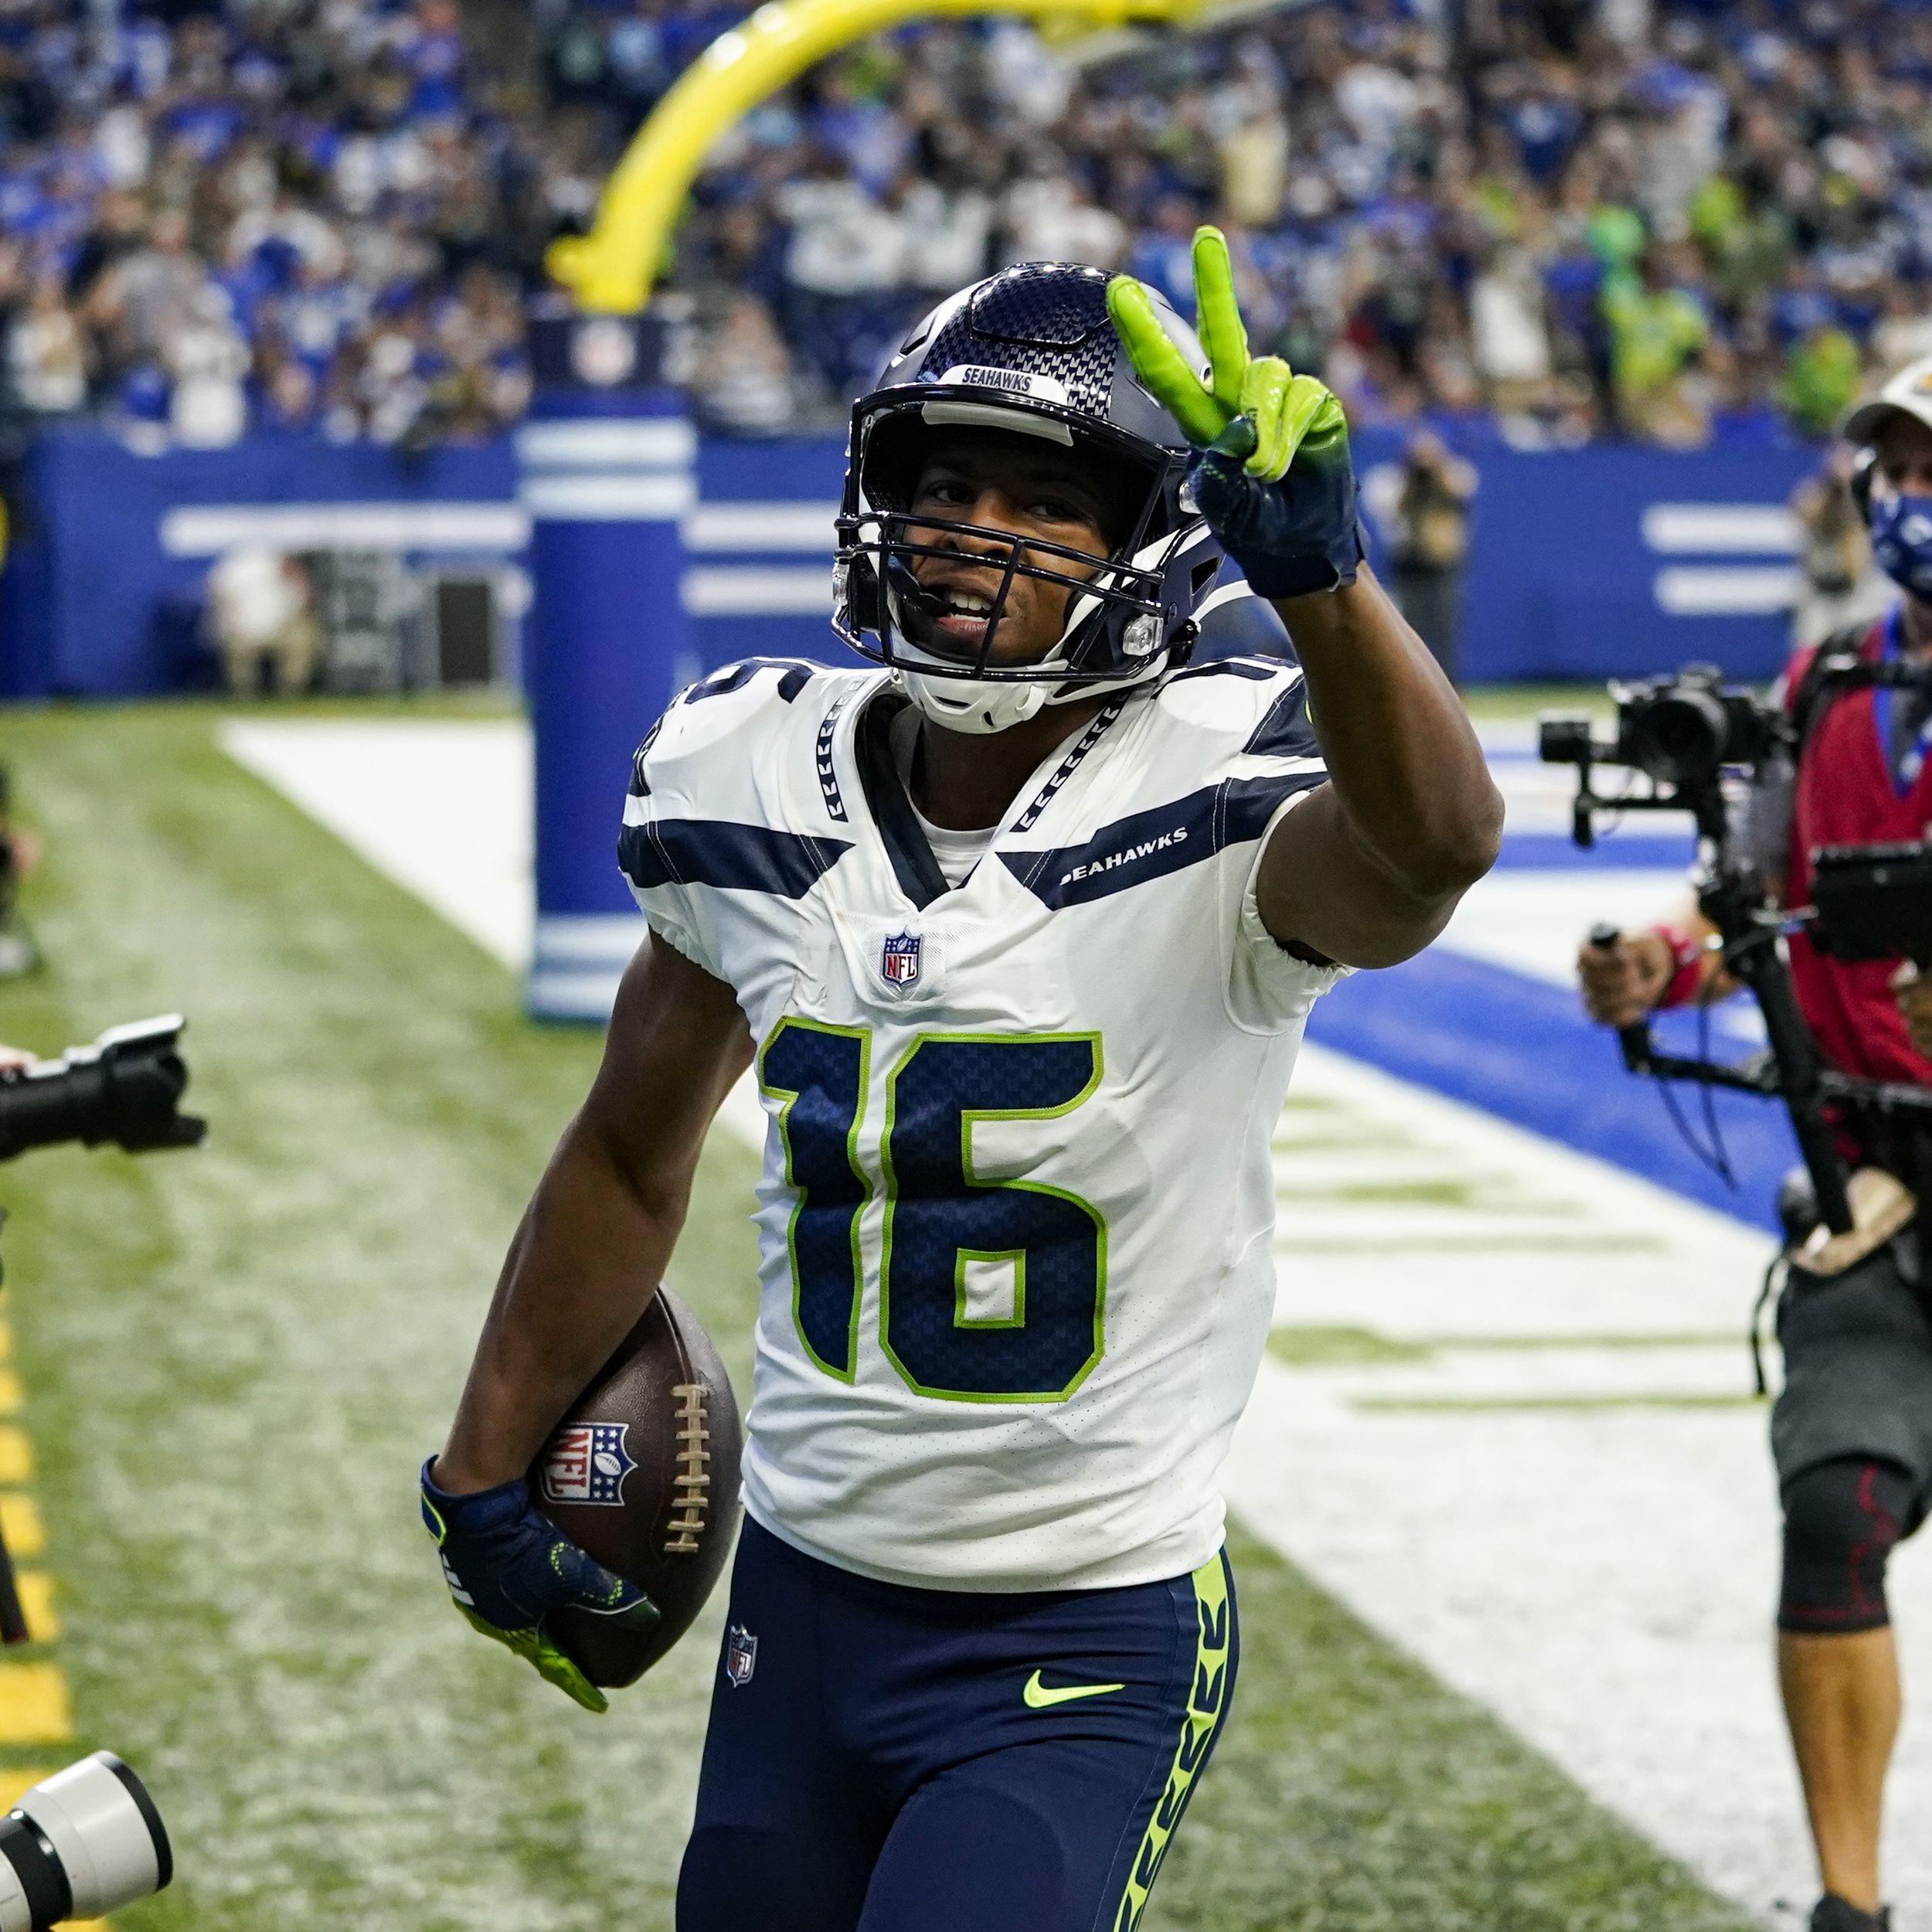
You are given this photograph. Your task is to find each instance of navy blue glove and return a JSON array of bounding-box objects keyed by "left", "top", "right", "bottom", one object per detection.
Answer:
[
  {"left": 420, "top": 1458, "right": 658, "bottom": 1714},
  {"left": 1187, "top": 416, "right": 1366, "bottom": 601}
]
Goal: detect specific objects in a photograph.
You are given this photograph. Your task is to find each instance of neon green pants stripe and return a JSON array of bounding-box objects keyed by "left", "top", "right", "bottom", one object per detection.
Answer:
[{"left": 1112, "top": 1549, "right": 1235, "bottom": 1931}]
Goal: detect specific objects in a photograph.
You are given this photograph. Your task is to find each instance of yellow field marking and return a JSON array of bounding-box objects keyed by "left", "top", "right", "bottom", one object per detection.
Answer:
[
  {"left": 0, "top": 1662, "right": 72, "bottom": 1743},
  {"left": 0, "top": 1497, "right": 44, "bottom": 1560},
  {"left": 0, "top": 1327, "right": 104, "bottom": 1923},
  {"left": 15, "top": 1573, "right": 56, "bottom": 1643}
]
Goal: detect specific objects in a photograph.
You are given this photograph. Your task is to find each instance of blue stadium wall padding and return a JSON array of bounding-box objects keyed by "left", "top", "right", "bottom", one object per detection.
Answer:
[
  {"left": 519, "top": 386, "right": 696, "bottom": 1022},
  {"left": 1, "top": 427, "right": 515, "bottom": 699},
  {"left": 0, "top": 422, "right": 1832, "bottom": 701}
]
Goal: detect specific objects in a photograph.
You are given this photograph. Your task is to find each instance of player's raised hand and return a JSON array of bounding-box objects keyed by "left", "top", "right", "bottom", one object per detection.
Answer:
[
  {"left": 420, "top": 1458, "right": 658, "bottom": 1714},
  {"left": 1107, "top": 226, "right": 1364, "bottom": 600}
]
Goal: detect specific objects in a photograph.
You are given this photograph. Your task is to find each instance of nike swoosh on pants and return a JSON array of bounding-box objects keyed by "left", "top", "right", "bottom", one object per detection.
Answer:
[{"left": 1022, "top": 1668, "right": 1126, "bottom": 1709}]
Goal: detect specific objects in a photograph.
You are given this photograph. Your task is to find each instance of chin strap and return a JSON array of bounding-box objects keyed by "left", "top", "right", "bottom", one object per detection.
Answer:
[{"left": 896, "top": 668, "right": 1049, "bottom": 735}]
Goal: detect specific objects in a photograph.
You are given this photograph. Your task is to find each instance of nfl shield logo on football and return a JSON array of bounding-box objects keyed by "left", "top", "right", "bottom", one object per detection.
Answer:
[
  {"left": 880, "top": 930, "right": 922, "bottom": 988},
  {"left": 726, "top": 1623, "right": 758, "bottom": 1689},
  {"left": 538, "top": 1422, "right": 637, "bottom": 1507}
]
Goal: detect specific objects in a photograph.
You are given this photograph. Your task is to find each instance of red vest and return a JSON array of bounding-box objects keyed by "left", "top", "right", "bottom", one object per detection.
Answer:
[{"left": 1784, "top": 612, "right": 1932, "bottom": 1090}]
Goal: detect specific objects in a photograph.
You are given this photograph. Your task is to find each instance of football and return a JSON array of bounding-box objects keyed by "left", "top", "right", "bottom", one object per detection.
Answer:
[{"left": 531, "top": 1287, "right": 744, "bottom": 1688}]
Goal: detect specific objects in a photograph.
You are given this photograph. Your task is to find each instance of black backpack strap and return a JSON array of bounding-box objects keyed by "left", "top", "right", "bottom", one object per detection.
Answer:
[{"left": 1791, "top": 621, "right": 1872, "bottom": 758}]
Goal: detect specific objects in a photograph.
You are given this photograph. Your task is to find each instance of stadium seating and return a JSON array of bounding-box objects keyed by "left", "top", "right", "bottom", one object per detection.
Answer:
[{"left": 3, "top": 0, "right": 1932, "bottom": 450}]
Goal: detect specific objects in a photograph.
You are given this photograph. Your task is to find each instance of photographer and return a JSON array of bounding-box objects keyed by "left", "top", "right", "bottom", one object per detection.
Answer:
[{"left": 1577, "top": 358, "right": 1932, "bottom": 1932}]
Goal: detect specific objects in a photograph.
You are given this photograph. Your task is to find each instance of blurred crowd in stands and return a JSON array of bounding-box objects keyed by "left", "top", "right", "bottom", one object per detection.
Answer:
[{"left": 6, "top": 0, "right": 1932, "bottom": 451}]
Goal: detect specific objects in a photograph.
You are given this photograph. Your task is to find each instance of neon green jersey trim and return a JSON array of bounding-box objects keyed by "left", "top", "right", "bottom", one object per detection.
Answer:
[{"left": 1112, "top": 1551, "right": 1234, "bottom": 1930}]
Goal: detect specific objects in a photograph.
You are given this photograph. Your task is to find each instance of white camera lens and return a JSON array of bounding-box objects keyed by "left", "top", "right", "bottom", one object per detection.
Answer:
[{"left": 0, "top": 1753, "right": 171, "bottom": 1929}]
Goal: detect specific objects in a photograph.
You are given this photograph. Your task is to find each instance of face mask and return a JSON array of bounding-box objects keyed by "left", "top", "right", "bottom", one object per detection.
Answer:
[{"left": 1868, "top": 489, "right": 1932, "bottom": 597}]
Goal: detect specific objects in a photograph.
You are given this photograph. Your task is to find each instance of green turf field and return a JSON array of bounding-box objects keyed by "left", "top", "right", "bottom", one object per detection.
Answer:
[{"left": 0, "top": 701, "right": 1756, "bottom": 1930}]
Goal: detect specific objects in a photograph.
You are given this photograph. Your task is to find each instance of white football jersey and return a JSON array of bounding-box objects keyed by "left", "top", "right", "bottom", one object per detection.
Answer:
[{"left": 621, "top": 654, "right": 1342, "bottom": 1591}]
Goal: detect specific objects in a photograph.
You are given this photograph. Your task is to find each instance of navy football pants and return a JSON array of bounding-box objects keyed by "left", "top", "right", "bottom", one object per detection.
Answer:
[{"left": 676, "top": 1516, "right": 1239, "bottom": 1932}]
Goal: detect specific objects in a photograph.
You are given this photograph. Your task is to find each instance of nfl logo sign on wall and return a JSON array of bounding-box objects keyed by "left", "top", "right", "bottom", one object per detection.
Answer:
[
  {"left": 880, "top": 931, "right": 922, "bottom": 988},
  {"left": 726, "top": 1623, "right": 758, "bottom": 1689},
  {"left": 539, "top": 1423, "right": 637, "bottom": 1507}
]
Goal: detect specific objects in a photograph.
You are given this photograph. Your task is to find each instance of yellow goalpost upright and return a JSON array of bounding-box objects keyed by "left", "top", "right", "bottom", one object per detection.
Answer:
[{"left": 544, "top": 0, "right": 1220, "bottom": 317}]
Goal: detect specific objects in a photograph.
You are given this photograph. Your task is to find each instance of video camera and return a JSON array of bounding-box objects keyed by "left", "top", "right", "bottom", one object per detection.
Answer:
[
  {"left": 1540, "top": 663, "right": 1932, "bottom": 1243},
  {"left": 1541, "top": 664, "right": 1784, "bottom": 804},
  {"left": 0, "top": 1018, "right": 201, "bottom": 1926}
]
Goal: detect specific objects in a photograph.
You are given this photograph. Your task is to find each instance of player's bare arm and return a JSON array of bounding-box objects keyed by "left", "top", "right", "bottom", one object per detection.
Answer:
[
  {"left": 421, "top": 934, "right": 748, "bottom": 1713},
  {"left": 437, "top": 933, "right": 752, "bottom": 1495},
  {"left": 1253, "top": 573, "right": 1501, "bottom": 966},
  {"left": 1109, "top": 227, "right": 1502, "bottom": 969}
]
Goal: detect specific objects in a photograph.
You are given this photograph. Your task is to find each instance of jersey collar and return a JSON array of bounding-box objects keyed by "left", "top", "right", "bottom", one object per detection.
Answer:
[{"left": 845, "top": 688, "right": 1131, "bottom": 912}]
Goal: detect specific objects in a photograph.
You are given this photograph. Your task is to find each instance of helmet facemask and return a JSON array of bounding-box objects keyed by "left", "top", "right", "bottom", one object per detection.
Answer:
[
  {"left": 835, "top": 398, "right": 1213, "bottom": 723},
  {"left": 832, "top": 260, "right": 1225, "bottom": 731}
]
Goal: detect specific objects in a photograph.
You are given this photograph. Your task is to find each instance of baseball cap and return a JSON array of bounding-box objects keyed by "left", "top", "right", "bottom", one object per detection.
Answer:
[{"left": 1844, "top": 353, "right": 1932, "bottom": 444}]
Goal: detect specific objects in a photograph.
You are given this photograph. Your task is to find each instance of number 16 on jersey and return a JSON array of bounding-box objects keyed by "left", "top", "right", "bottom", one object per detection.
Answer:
[{"left": 758, "top": 1018, "right": 1107, "bottom": 1406}]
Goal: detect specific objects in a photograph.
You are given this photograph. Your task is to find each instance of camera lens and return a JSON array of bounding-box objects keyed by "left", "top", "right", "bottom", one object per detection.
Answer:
[
  {"left": 1625, "top": 686, "right": 1732, "bottom": 785},
  {"left": 0, "top": 1753, "right": 171, "bottom": 1929},
  {"left": 1536, "top": 713, "right": 1594, "bottom": 764}
]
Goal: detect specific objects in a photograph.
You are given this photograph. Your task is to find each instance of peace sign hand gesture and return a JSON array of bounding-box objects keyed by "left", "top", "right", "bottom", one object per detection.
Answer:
[{"left": 1107, "top": 226, "right": 1365, "bottom": 600}]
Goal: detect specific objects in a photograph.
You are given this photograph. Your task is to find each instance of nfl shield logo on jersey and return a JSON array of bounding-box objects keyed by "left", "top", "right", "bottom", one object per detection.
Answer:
[
  {"left": 726, "top": 1623, "right": 758, "bottom": 1689},
  {"left": 537, "top": 1422, "right": 636, "bottom": 1507},
  {"left": 879, "top": 931, "right": 923, "bottom": 988}
]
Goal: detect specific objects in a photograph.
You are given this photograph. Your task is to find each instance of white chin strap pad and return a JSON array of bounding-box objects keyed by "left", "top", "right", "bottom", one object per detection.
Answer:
[{"left": 898, "top": 671, "right": 1049, "bottom": 735}]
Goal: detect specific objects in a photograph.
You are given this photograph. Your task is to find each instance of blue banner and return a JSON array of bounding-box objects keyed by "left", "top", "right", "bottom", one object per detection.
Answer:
[{"left": 0, "top": 423, "right": 1832, "bottom": 699}]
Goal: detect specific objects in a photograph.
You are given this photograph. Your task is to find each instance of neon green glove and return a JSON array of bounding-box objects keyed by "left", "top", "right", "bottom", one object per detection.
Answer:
[{"left": 1107, "top": 227, "right": 1364, "bottom": 597}]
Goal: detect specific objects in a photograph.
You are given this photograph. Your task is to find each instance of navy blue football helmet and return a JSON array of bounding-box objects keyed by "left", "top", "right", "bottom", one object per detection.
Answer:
[{"left": 833, "top": 262, "right": 1224, "bottom": 733}]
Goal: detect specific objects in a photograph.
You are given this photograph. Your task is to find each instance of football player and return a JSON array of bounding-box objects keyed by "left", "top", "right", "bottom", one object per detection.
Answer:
[{"left": 422, "top": 231, "right": 1504, "bottom": 1931}]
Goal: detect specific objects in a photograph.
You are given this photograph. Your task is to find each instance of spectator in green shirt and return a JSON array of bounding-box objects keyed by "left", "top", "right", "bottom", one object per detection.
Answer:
[
  {"left": 1781, "top": 325, "right": 1865, "bottom": 439},
  {"left": 1601, "top": 247, "right": 1711, "bottom": 444}
]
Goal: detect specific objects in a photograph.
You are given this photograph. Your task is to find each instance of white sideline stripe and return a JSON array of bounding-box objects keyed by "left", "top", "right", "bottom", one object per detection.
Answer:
[
  {"left": 685, "top": 502, "right": 838, "bottom": 552},
  {"left": 519, "top": 474, "right": 695, "bottom": 522},
  {"left": 216, "top": 716, "right": 770, "bottom": 1150},
  {"left": 219, "top": 719, "right": 536, "bottom": 966},
  {"left": 515, "top": 419, "right": 696, "bottom": 468},
  {"left": 161, "top": 502, "right": 529, "bottom": 557},
  {"left": 682, "top": 566, "right": 830, "bottom": 615},
  {"left": 1641, "top": 503, "right": 1799, "bottom": 555},
  {"left": 1654, "top": 565, "right": 1798, "bottom": 615}
]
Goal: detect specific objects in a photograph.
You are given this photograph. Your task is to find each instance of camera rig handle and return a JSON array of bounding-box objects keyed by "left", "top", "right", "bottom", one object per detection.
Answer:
[{"left": 1586, "top": 925, "right": 1654, "bottom": 1070}]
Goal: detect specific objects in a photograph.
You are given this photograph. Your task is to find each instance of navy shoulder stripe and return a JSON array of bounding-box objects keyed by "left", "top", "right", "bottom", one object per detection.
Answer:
[
  {"left": 683, "top": 658, "right": 819, "bottom": 706},
  {"left": 619, "top": 819, "right": 850, "bottom": 899},
  {"left": 1166, "top": 655, "right": 1280, "bottom": 686},
  {"left": 999, "top": 770, "right": 1322, "bottom": 909},
  {"left": 1243, "top": 677, "right": 1318, "bottom": 759}
]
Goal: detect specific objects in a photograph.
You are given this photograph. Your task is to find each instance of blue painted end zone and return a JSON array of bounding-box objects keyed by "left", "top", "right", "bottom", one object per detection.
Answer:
[
  {"left": 1308, "top": 947, "right": 1794, "bottom": 1234},
  {"left": 1495, "top": 832, "right": 1696, "bottom": 869}
]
